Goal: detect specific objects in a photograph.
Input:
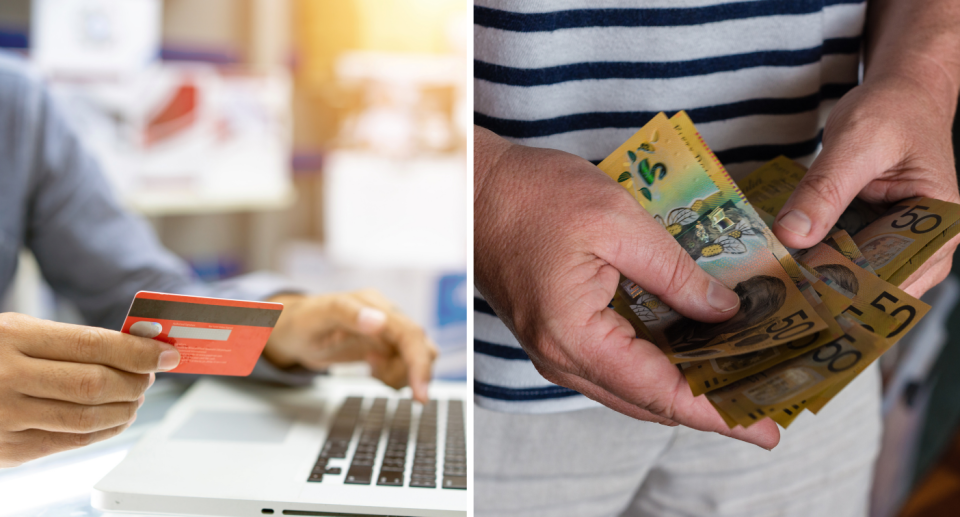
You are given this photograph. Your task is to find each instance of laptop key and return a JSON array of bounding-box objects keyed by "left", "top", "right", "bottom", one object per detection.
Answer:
[
  {"left": 308, "top": 472, "right": 323, "bottom": 483},
  {"left": 442, "top": 476, "right": 466, "bottom": 490},
  {"left": 377, "top": 473, "right": 404, "bottom": 486},
  {"left": 345, "top": 466, "right": 373, "bottom": 485}
]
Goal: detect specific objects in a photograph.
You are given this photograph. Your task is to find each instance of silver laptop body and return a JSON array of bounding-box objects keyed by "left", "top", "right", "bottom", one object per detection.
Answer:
[{"left": 93, "top": 376, "right": 469, "bottom": 517}]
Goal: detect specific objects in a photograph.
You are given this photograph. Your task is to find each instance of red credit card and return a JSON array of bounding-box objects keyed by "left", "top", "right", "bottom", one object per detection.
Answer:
[{"left": 120, "top": 291, "right": 284, "bottom": 376}]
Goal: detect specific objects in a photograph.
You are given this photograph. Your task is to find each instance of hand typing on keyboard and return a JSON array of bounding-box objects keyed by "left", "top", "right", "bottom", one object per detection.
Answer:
[{"left": 261, "top": 290, "right": 438, "bottom": 403}]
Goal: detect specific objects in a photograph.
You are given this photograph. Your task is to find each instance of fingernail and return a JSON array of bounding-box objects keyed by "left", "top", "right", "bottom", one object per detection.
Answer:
[
  {"left": 357, "top": 307, "right": 387, "bottom": 334},
  {"left": 147, "top": 372, "right": 156, "bottom": 389},
  {"left": 415, "top": 380, "right": 429, "bottom": 399},
  {"left": 158, "top": 350, "right": 181, "bottom": 371},
  {"left": 137, "top": 395, "right": 145, "bottom": 408},
  {"left": 707, "top": 280, "right": 740, "bottom": 312},
  {"left": 130, "top": 321, "right": 163, "bottom": 339},
  {"left": 778, "top": 210, "right": 811, "bottom": 237}
]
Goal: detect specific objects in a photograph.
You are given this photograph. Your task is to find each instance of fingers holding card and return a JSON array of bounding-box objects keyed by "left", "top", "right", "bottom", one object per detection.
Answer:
[{"left": 120, "top": 291, "right": 283, "bottom": 376}]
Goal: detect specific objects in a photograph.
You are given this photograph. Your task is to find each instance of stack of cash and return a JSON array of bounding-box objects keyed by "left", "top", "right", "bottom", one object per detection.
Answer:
[{"left": 597, "top": 112, "right": 960, "bottom": 429}]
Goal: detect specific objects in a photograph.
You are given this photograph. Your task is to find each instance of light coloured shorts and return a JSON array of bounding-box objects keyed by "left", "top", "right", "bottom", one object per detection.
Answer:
[{"left": 475, "top": 363, "right": 882, "bottom": 517}]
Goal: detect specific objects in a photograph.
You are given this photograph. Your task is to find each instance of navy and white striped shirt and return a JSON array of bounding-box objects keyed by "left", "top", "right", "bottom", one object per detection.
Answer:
[{"left": 474, "top": 0, "right": 867, "bottom": 413}]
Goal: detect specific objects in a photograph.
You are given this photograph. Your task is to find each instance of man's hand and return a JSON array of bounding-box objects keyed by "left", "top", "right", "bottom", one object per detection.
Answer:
[
  {"left": 475, "top": 126, "right": 780, "bottom": 450},
  {"left": 263, "top": 291, "right": 438, "bottom": 403},
  {"left": 773, "top": 78, "right": 960, "bottom": 298},
  {"left": 0, "top": 313, "right": 181, "bottom": 467},
  {"left": 773, "top": 0, "right": 960, "bottom": 298}
]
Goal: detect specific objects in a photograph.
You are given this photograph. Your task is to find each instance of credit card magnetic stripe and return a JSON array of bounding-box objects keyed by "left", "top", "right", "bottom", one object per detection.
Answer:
[{"left": 128, "top": 298, "right": 282, "bottom": 327}]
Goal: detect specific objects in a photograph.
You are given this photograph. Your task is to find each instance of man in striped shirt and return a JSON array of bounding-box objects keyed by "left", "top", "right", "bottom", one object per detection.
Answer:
[{"left": 474, "top": 1, "right": 960, "bottom": 515}]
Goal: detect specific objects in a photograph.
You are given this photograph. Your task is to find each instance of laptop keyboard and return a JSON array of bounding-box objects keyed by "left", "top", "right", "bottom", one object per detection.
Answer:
[{"left": 307, "top": 397, "right": 466, "bottom": 490}]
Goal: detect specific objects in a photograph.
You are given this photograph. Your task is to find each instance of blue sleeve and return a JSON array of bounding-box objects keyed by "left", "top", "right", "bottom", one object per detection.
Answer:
[{"left": 5, "top": 59, "right": 311, "bottom": 384}]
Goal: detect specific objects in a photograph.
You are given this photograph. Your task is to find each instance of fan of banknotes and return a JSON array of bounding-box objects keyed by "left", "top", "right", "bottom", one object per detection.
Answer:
[{"left": 598, "top": 112, "right": 960, "bottom": 429}]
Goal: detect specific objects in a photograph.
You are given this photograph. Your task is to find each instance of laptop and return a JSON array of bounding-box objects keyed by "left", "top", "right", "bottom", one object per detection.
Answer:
[{"left": 92, "top": 376, "right": 469, "bottom": 517}]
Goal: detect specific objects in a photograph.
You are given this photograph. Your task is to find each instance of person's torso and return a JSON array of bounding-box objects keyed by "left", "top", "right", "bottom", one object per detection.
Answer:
[
  {"left": 473, "top": 0, "right": 867, "bottom": 413},
  {"left": 0, "top": 60, "right": 39, "bottom": 297},
  {"left": 475, "top": 0, "right": 866, "bottom": 178}
]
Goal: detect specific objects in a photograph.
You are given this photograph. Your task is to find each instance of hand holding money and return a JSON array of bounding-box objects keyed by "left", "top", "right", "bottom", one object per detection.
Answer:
[
  {"left": 770, "top": 81, "right": 960, "bottom": 298},
  {"left": 598, "top": 112, "right": 959, "bottom": 432},
  {"left": 473, "top": 126, "right": 780, "bottom": 449}
]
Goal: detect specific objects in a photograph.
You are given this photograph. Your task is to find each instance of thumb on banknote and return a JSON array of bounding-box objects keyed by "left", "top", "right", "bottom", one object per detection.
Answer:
[
  {"left": 611, "top": 210, "right": 741, "bottom": 323},
  {"left": 771, "top": 127, "right": 894, "bottom": 249}
]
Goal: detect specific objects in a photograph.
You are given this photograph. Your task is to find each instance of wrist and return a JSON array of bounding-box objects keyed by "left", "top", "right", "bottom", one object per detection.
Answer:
[
  {"left": 262, "top": 294, "right": 307, "bottom": 368},
  {"left": 474, "top": 126, "right": 514, "bottom": 207},
  {"left": 865, "top": 58, "right": 959, "bottom": 121},
  {"left": 864, "top": 2, "right": 960, "bottom": 123},
  {"left": 473, "top": 126, "right": 516, "bottom": 299}
]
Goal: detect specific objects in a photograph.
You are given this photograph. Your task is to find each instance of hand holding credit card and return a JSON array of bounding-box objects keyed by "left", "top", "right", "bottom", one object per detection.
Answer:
[
  {"left": 121, "top": 290, "right": 439, "bottom": 402},
  {"left": 121, "top": 291, "right": 284, "bottom": 376}
]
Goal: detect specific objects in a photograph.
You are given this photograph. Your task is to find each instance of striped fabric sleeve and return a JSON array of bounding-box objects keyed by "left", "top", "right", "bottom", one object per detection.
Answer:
[{"left": 473, "top": 289, "right": 600, "bottom": 413}]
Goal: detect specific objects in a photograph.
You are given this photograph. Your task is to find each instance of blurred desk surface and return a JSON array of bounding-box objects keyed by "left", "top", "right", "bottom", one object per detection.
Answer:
[{"left": 124, "top": 187, "right": 296, "bottom": 218}]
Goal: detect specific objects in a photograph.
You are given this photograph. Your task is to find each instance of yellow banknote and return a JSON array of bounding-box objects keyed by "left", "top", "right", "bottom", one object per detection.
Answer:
[
  {"left": 798, "top": 263, "right": 899, "bottom": 338},
  {"left": 716, "top": 405, "right": 740, "bottom": 429},
  {"left": 681, "top": 288, "right": 842, "bottom": 396},
  {"left": 793, "top": 243, "right": 930, "bottom": 340},
  {"left": 708, "top": 316, "right": 886, "bottom": 428},
  {"left": 682, "top": 269, "right": 899, "bottom": 398},
  {"left": 771, "top": 402, "right": 805, "bottom": 428},
  {"left": 851, "top": 197, "right": 960, "bottom": 281},
  {"left": 826, "top": 230, "right": 876, "bottom": 275},
  {"left": 738, "top": 157, "right": 888, "bottom": 238},
  {"left": 737, "top": 156, "right": 806, "bottom": 217},
  {"left": 611, "top": 286, "right": 655, "bottom": 343},
  {"left": 599, "top": 113, "right": 826, "bottom": 363},
  {"left": 885, "top": 218, "right": 960, "bottom": 287},
  {"left": 804, "top": 374, "right": 852, "bottom": 414}
]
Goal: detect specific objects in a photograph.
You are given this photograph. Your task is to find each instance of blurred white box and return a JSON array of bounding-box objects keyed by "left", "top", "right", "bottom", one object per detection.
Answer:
[
  {"left": 31, "top": 0, "right": 161, "bottom": 77},
  {"left": 324, "top": 151, "right": 466, "bottom": 269},
  {"left": 49, "top": 64, "right": 295, "bottom": 215}
]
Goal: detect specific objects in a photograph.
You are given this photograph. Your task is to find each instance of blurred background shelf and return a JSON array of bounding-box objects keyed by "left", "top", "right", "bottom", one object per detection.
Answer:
[
  {"left": 0, "top": 0, "right": 468, "bottom": 377},
  {"left": 0, "top": 1, "right": 466, "bottom": 514}
]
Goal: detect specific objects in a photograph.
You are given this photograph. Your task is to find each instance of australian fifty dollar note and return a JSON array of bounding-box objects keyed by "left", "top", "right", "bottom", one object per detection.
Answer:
[
  {"left": 707, "top": 315, "right": 889, "bottom": 428},
  {"left": 738, "top": 157, "right": 960, "bottom": 287},
  {"left": 597, "top": 113, "right": 827, "bottom": 363}
]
